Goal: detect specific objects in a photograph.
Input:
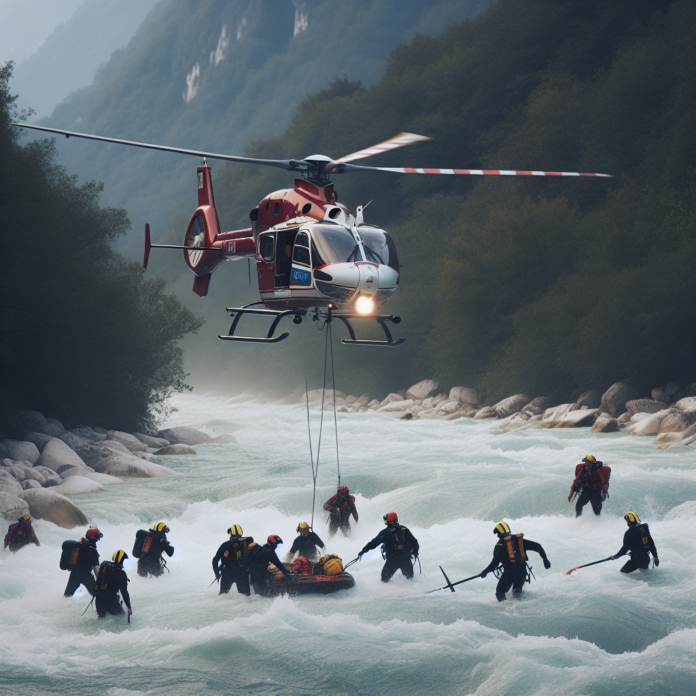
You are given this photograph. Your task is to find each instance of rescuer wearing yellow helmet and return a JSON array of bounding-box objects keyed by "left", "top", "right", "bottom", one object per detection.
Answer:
[
  {"left": 212, "top": 524, "right": 253, "bottom": 595},
  {"left": 480, "top": 521, "right": 551, "bottom": 602},
  {"left": 610, "top": 511, "right": 659, "bottom": 573},
  {"left": 133, "top": 521, "right": 174, "bottom": 578},
  {"left": 95, "top": 549, "right": 132, "bottom": 619},
  {"left": 4, "top": 513, "right": 40, "bottom": 552},
  {"left": 287, "top": 522, "right": 325, "bottom": 561}
]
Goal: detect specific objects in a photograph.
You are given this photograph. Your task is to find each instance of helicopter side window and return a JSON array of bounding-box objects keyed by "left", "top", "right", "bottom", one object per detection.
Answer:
[
  {"left": 259, "top": 233, "right": 275, "bottom": 262},
  {"left": 359, "top": 228, "right": 399, "bottom": 270},
  {"left": 293, "top": 231, "right": 311, "bottom": 266},
  {"left": 311, "top": 226, "right": 364, "bottom": 267}
]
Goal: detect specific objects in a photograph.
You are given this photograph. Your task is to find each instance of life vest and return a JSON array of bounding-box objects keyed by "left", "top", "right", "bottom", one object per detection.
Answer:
[
  {"left": 293, "top": 556, "right": 312, "bottom": 575},
  {"left": 4, "top": 522, "right": 31, "bottom": 547},
  {"left": 383, "top": 525, "right": 411, "bottom": 555},
  {"left": 222, "top": 537, "right": 254, "bottom": 569},
  {"left": 574, "top": 463, "right": 609, "bottom": 491},
  {"left": 631, "top": 524, "right": 652, "bottom": 555},
  {"left": 500, "top": 534, "right": 526, "bottom": 564},
  {"left": 60, "top": 539, "right": 83, "bottom": 570},
  {"left": 318, "top": 554, "right": 343, "bottom": 575}
]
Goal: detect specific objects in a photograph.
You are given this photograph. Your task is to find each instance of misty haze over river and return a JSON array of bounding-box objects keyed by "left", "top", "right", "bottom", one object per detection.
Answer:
[{"left": 2, "top": 393, "right": 695, "bottom": 695}]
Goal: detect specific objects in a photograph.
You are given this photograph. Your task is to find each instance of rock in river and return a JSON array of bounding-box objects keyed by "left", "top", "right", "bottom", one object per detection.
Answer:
[
  {"left": 37, "top": 439, "right": 86, "bottom": 473},
  {"left": 406, "top": 380, "right": 439, "bottom": 401},
  {"left": 493, "top": 394, "right": 530, "bottom": 419},
  {"left": 154, "top": 444, "right": 197, "bottom": 455},
  {"left": 0, "top": 491, "right": 29, "bottom": 520},
  {"left": 19, "top": 488, "right": 88, "bottom": 528},
  {"left": 600, "top": 382, "right": 640, "bottom": 417}
]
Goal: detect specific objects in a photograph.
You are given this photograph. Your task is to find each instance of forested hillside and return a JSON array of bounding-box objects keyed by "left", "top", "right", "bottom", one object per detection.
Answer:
[
  {"left": 213, "top": 0, "right": 695, "bottom": 401},
  {"left": 0, "top": 63, "right": 202, "bottom": 435}
]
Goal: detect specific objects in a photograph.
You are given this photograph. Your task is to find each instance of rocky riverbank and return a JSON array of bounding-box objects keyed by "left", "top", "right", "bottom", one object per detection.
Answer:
[
  {"left": 0, "top": 411, "right": 236, "bottom": 528},
  {"left": 296, "top": 379, "right": 696, "bottom": 451}
]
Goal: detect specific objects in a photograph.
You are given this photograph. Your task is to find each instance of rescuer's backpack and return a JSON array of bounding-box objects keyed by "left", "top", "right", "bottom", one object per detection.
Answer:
[
  {"left": 60, "top": 540, "right": 83, "bottom": 570},
  {"left": 132, "top": 529, "right": 154, "bottom": 559},
  {"left": 96, "top": 561, "right": 117, "bottom": 594},
  {"left": 501, "top": 534, "right": 526, "bottom": 564}
]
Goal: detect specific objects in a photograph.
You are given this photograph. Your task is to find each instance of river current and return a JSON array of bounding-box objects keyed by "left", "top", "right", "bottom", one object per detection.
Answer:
[{"left": 1, "top": 392, "right": 695, "bottom": 695}]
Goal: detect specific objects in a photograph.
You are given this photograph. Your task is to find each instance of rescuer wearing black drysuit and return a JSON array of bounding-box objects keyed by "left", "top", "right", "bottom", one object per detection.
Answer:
[
  {"left": 95, "top": 550, "right": 132, "bottom": 619},
  {"left": 64, "top": 528, "right": 102, "bottom": 597},
  {"left": 4, "top": 514, "right": 40, "bottom": 552},
  {"left": 568, "top": 455, "right": 610, "bottom": 517},
  {"left": 358, "top": 512, "right": 419, "bottom": 583},
  {"left": 611, "top": 511, "right": 659, "bottom": 573},
  {"left": 212, "top": 525, "right": 254, "bottom": 596},
  {"left": 135, "top": 522, "right": 174, "bottom": 578},
  {"left": 248, "top": 535, "right": 292, "bottom": 594},
  {"left": 288, "top": 522, "right": 325, "bottom": 561},
  {"left": 481, "top": 521, "right": 551, "bottom": 602}
]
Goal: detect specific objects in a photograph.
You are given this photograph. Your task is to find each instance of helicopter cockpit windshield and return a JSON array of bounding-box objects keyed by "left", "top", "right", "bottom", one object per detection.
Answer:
[
  {"left": 357, "top": 227, "right": 399, "bottom": 271},
  {"left": 310, "top": 225, "right": 362, "bottom": 267}
]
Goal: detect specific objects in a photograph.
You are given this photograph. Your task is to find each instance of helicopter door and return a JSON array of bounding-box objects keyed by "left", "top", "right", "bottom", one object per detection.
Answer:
[
  {"left": 290, "top": 231, "right": 312, "bottom": 288},
  {"left": 257, "top": 232, "right": 275, "bottom": 293},
  {"left": 273, "top": 229, "right": 297, "bottom": 291}
]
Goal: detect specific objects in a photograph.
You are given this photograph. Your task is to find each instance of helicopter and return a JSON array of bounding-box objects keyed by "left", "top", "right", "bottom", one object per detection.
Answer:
[{"left": 11, "top": 123, "right": 611, "bottom": 346}]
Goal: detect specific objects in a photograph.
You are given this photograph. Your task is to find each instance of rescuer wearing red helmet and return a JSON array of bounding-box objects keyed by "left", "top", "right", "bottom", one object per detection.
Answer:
[
  {"left": 246, "top": 534, "right": 292, "bottom": 594},
  {"left": 323, "top": 485, "right": 358, "bottom": 538},
  {"left": 358, "top": 512, "right": 419, "bottom": 583},
  {"left": 63, "top": 527, "right": 103, "bottom": 597}
]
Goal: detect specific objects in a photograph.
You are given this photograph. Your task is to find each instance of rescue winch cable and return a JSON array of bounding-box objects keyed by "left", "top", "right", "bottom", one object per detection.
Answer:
[{"left": 328, "top": 320, "right": 341, "bottom": 488}]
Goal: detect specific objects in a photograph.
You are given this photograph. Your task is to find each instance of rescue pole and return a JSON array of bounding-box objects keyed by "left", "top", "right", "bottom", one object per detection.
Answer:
[
  {"left": 343, "top": 556, "right": 361, "bottom": 571},
  {"left": 564, "top": 557, "right": 612, "bottom": 575},
  {"left": 207, "top": 577, "right": 220, "bottom": 589},
  {"left": 426, "top": 566, "right": 482, "bottom": 594}
]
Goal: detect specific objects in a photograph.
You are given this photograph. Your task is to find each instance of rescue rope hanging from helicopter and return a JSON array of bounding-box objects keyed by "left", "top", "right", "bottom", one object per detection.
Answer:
[{"left": 303, "top": 316, "right": 341, "bottom": 529}]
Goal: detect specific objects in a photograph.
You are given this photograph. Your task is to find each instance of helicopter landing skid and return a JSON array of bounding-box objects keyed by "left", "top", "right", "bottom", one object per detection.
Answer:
[{"left": 218, "top": 304, "right": 404, "bottom": 346}]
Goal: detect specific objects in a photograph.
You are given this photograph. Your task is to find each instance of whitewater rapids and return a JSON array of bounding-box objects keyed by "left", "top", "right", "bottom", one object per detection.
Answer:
[{"left": 1, "top": 393, "right": 695, "bottom": 695}]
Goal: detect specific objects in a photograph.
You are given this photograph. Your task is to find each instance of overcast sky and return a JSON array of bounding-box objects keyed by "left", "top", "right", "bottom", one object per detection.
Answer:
[{"left": 0, "top": 0, "right": 82, "bottom": 65}]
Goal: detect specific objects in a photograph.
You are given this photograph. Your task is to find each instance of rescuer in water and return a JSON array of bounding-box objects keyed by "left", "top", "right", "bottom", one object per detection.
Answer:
[
  {"left": 247, "top": 534, "right": 292, "bottom": 594},
  {"left": 611, "top": 511, "right": 659, "bottom": 573},
  {"left": 288, "top": 522, "right": 325, "bottom": 561},
  {"left": 4, "top": 514, "right": 40, "bottom": 552},
  {"left": 323, "top": 486, "right": 358, "bottom": 537},
  {"left": 64, "top": 527, "right": 102, "bottom": 597},
  {"left": 358, "top": 512, "right": 419, "bottom": 582},
  {"left": 134, "top": 522, "right": 174, "bottom": 577},
  {"left": 95, "top": 550, "right": 132, "bottom": 619},
  {"left": 568, "top": 455, "right": 610, "bottom": 517},
  {"left": 481, "top": 521, "right": 551, "bottom": 602},
  {"left": 212, "top": 524, "right": 253, "bottom": 596}
]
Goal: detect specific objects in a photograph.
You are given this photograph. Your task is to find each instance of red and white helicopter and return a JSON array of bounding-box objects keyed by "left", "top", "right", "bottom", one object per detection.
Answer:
[{"left": 12, "top": 123, "right": 611, "bottom": 346}]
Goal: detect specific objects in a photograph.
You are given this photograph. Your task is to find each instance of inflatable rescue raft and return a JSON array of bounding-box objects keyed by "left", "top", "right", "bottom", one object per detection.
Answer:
[{"left": 263, "top": 555, "right": 355, "bottom": 595}]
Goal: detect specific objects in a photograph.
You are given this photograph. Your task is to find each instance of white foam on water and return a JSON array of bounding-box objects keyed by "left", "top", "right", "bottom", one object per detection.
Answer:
[{"left": 1, "top": 393, "right": 695, "bottom": 695}]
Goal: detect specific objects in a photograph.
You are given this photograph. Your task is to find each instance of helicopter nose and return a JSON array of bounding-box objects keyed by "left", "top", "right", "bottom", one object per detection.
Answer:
[{"left": 357, "top": 264, "right": 378, "bottom": 295}]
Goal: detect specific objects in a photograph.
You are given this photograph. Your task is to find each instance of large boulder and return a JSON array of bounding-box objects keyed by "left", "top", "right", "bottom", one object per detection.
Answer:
[
  {"left": 69, "top": 426, "right": 106, "bottom": 443},
  {"left": 651, "top": 388, "right": 671, "bottom": 403},
  {"left": 153, "top": 444, "right": 197, "bottom": 455},
  {"left": 540, "top": 404, "right": 577, "bottom": 427},
  {"left": 33, "top": 466, "right": 60, "bottom": 482},
  {"left": 2, "top": 440, "right": 40, "bottom": 465},
  {"left": 657, "top": 412, "right": 691, "bottom": 434},
  {"left": 627, "top": 416, "right": 661, "bottom": 436},
  {"left": 675, "top": 397, "right": 696, "bottom": 412},
  {"left": 625, "top": 399, "right": 667, "bottom": 416},
  {"left": 22, "top": 432, "right": 59, "bottom": 452},
  {"left": 377, "top": 399, "right": 415, "bottom": 413},
  {"left": 31, "top": 423, "right": 65, "bottom": 437},
  {"left": 448, "top": 387, "right": 478, "bottom": 406},
  {"left": 600, "top": 382, "right": 640, "bottom": 417},
  {"left": 156, "top": 426, "right": 216, "bottom": 446},
  {"left": 379, "top": 393, "right": 403, "bottom": 407},
  {"left": 0, "top": 491, "right": 29, "bottom": 520},
  {"left": 61, "top": 468, "right": 122, "bottom": 485},
  {"left": 91, "top": 455, "right": 174, "bottom": 478},
  {"left": 74, "top": 443, "right": 121, "bottom": 468},
  {"left": 19, "top": 488, "right": 88, "bottom": 528},
  {"left": 591, "top": 415, "right": 620, "bottom": 433},
  {"left": 21, "top": 479, "right": 41, "bottom": 490},
  {"left": 107, "top": 431, "right": 148, "bottom": 452},
  {"left": 474, "top": 407, "right": 497, "bottom": 420},
  {"left": 45, "top": 417, "right": 65, "bottom": 433},
  {"left": 132, "top": 432, "right": 170, "bottom": 448},
  {"left": 492, "top": 394, "right": 530, "bottom": 419},
  {"left": 18, "top": 410, "right": 48, "bottom": 433},
  {"left": 664, "top": 381, "right": 681, "bottom": 396},
  {"left": 522, "top": 396, "right": 557, "bottom": 415},
  {"left": 542, "top": 409, "right": 600, "bottom": 429},
  {"left": 0, "top": 469, "right": 23, "bottom": 496},
  {"left": 58, "top": 432, "right": 91, "bottom": 450},
  {"left": 576, "top": 390, "right": 602, "bottom": 409},
  {"left": 367, "top": 399, "right": 381, "bottom": 410},
  {"left": 37, "top": 439, "right": 86, "bottom": 473},
  {"left": 436, "top": 400, "right": 465, "bottom": 416},
  {"left": 53, "top": 476, "right": 105, "bottom": 495},
  {"left": 406, "top": 380, "right": 439, "bottom": 401}
]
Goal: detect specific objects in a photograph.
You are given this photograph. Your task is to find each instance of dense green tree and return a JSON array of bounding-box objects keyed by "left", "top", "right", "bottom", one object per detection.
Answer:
[{"left": 0, "top": 63, "right": 203, "bottom": 434}]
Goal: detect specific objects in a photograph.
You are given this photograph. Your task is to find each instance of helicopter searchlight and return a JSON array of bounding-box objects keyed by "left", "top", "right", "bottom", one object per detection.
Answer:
[{"left": 10, "top": 123, "right": 611, "bottom": 347}]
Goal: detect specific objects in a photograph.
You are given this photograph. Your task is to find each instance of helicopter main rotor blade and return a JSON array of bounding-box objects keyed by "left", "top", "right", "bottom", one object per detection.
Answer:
[
  {"left": 331, "top": 132, "right": 431, "bottom": 165},
  {"left": 9, "top": 123, "right": 311, "bottom": 173},
  {"left": 331, "top": 162, "right": 613, "bottom": 177}
]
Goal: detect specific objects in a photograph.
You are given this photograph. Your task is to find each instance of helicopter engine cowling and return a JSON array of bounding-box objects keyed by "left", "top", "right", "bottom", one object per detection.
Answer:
[{"left": 185, "top": 164, "right": 225, "bottom": 296}]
